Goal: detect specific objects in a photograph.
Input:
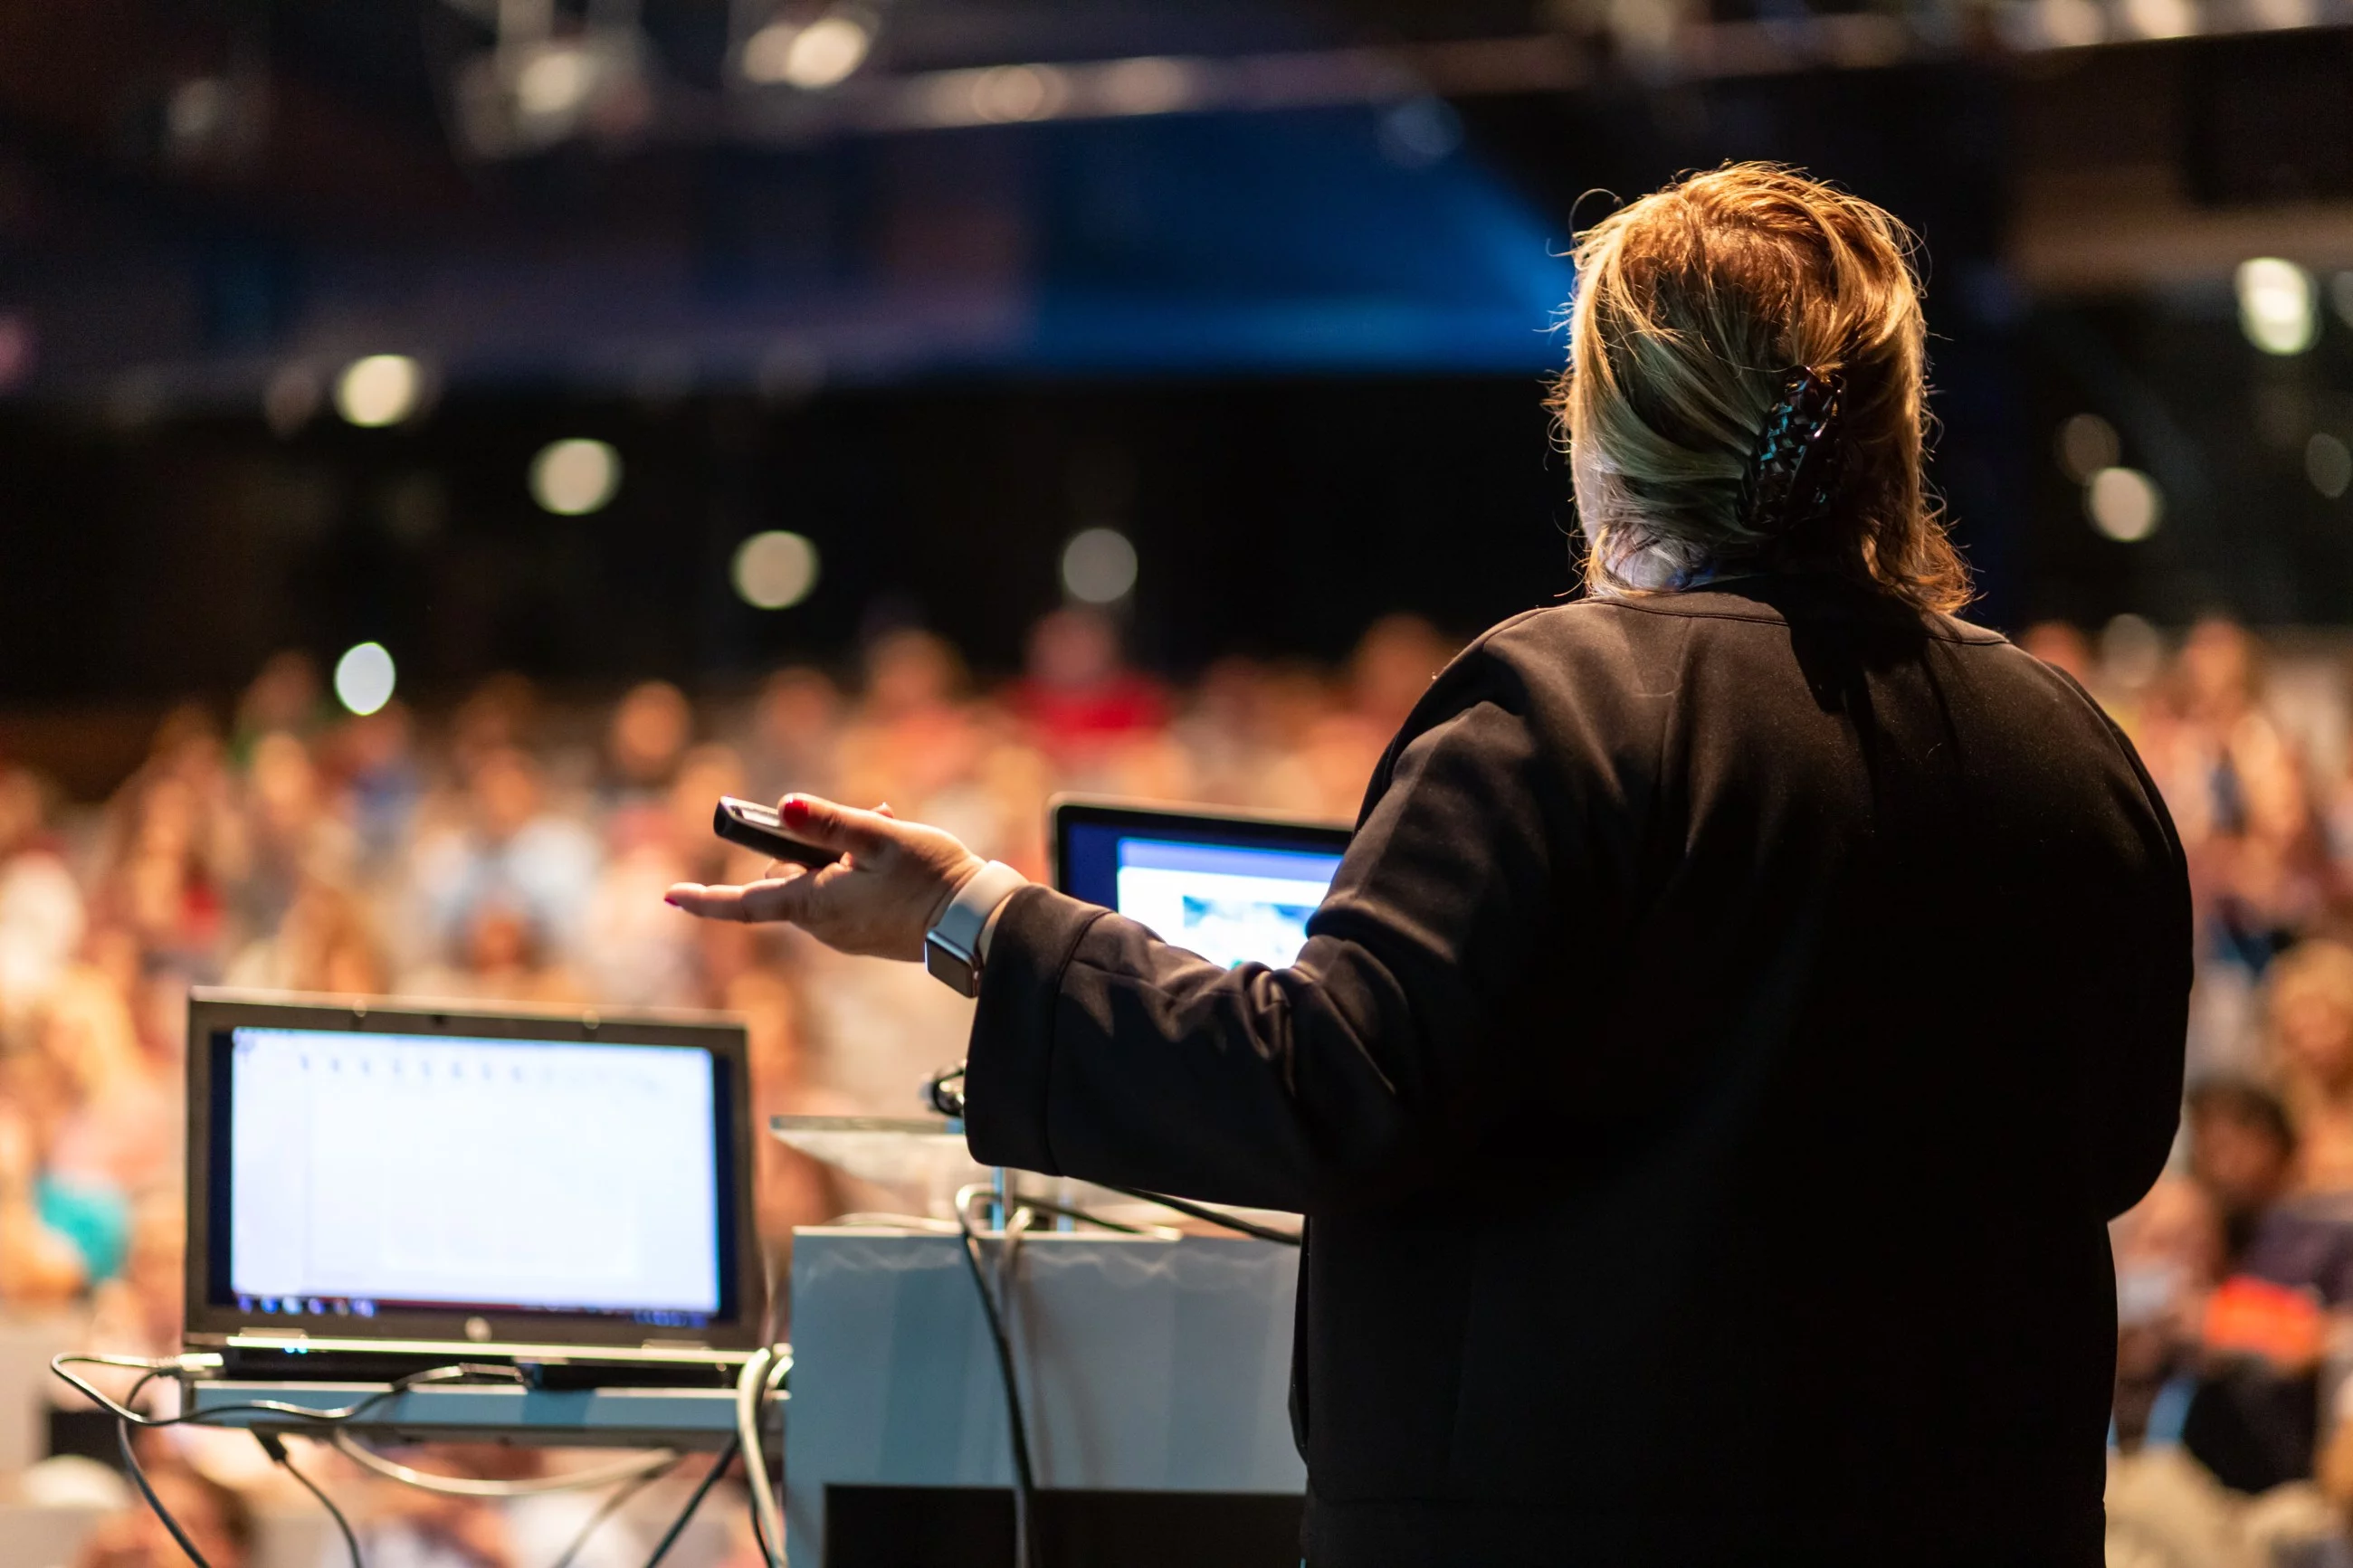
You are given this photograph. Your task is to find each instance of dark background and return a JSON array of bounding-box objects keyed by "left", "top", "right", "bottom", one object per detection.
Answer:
[{"left": 4, "top": 3, "right": 2351, "bottom": 704}]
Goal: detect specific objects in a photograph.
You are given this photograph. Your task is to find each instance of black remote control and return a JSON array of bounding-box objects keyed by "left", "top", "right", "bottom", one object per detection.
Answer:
[{"left": 712, "top": 796, "right": 838, "bottom": 870}]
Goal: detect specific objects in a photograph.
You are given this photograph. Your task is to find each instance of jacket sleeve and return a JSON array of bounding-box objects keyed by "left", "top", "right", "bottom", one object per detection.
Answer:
[{"left": 962, "top": 675, "right": 1573, "bottom": 1215}]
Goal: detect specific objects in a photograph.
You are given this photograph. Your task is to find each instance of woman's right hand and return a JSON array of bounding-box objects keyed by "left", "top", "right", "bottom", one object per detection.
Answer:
[{"left": 664, "top": 794, "right": 999, "bottom": 961}]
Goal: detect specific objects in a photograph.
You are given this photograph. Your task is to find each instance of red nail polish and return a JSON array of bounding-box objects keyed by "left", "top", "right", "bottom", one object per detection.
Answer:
[{"left": 781, "top": 797, "right": 810, "bottom": 826}]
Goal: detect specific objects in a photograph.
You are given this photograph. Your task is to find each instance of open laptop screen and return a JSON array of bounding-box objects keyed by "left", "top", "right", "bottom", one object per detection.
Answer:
[
  {"left": 224, "top": 1028, "right": 720, "bottom": 1325},
  {"left": 1053, "top": 801, "right": 1351, "bottom": 972},
  {"left": 185, "top": 993, "right": 757, "bottom": 1356}
]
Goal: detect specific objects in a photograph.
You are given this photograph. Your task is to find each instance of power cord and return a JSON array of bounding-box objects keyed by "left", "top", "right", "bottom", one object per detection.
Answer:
[
  {"left": 733, "top": 1345, "right": 790, "bottom": 1566},
  {"left": 955, "top": 1185, "right": 1040, "bottom": 1568},
  {"left": 546, "top": 1453, "right": 682, "bottom": 1568},
  {"left": 748, "top": 1474, "right": 776, "bottom": 1568},
  {"left": 641, "top": 1437, "right": 740, "bottom": 1568},
  {"left": 921, "top": 1059, "right": 1301, "bottom": 1247},
  {"left": 255, "top": 1433, "right": 364, "bottom": 1568},
  {"left": 53, "top": 1354, "right": 697, "bottom": 1568},
  {"left": 1006, "top": 1196, "right": 1173, "bottom": 1239},
  {"left": 330, "top": 1433, "right": 679, "bottom": 1497},
  {"left": 937, "top": 1176, "right": 1297, "bottom": 1568},
  {"left": 52, "top": 1354, "right": 532, "bottom": 1432},
  {"left": 924, "top": 1064, "right": 967, "bottom": 1118},
  {"left": 111, "top": 1371, "right": 217, "bottom": 1568},
  {"left": 1100, "top": 1185, "right": 1301, "bottom": 1246},
  {"left": 60, "top": 1355, "right": 533, "bottom": 1568}
]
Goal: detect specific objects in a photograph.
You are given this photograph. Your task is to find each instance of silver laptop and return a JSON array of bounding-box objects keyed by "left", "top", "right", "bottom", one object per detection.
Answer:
[{"left": 183, "top": 990, "right": 765, "bottom": 1382}]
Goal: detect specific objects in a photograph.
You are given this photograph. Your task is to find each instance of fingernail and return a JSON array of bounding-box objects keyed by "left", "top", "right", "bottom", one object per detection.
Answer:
[
  {"left": 781, "top": 797, "right": 810, "bottom": 826},
  {"left": 663, "top": 894, "right": 681, "bottom": 906}
]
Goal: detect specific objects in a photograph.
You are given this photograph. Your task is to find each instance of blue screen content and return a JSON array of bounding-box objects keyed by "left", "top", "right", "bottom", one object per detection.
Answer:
[{"left": 1109, "top": 838, "right": 1344, "bottom": 970}]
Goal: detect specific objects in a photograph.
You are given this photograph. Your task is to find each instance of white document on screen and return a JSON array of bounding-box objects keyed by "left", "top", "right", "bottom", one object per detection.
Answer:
[{"left": 226, "top": 1028, "right": 719, "bottom": 1315}]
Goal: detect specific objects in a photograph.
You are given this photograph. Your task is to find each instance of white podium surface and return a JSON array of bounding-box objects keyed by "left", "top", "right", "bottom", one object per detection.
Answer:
[{"left": 784, "top": 1228, "right": 1305, "bottom": 1564}]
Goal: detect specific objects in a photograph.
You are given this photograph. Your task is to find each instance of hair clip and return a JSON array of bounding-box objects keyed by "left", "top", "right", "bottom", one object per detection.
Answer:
[{"left": 1739, "top": 366, "right": 1844, "bottom": 533}]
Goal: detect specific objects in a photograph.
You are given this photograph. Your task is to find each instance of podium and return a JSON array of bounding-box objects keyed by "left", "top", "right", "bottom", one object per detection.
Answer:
[{"left": 776, "top": 1114, "right": 1308, "bottom": 1568}]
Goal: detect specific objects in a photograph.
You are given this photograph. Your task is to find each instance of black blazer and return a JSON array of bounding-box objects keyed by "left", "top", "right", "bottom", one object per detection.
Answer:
[{"left": 966, "top": 575, "right": 2190, "bottom": 1567}]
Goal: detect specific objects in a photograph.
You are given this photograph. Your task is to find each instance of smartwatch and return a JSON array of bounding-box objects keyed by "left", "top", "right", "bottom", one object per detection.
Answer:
[{"left": 923, "top": 861, "right": 1027, "bottom": 996}]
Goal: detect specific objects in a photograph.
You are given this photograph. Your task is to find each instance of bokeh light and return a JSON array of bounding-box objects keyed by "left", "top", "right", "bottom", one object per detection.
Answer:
[
  {"left": 516, "top": 44, "right": 594, "bottom": 119},
  {"left": 2237, "top": 258, "right": 2319, "bottom": 356},
  {"left": 740, "top": 22, "right": 802, "bottom": 84},
  {"left": 743, "top": 14, "right": 871, "bottom": 89},
  {"left": 529, "top": 439, "right": 623, "bottom": 516},
  {"left": 2032, "top": 0, "right": 2106, "bottom": 46},
  {"left": 2054, "top": 413, "right": 2120, "bottom": 482},
  {"left": 1062, "top": 527, "right": 1138, "bottom": 603},
  {"left": 732, "top": 530, "right": 821, "bottom": 609},
  {"left": 334, "top": 355, "right": 423, "bottom": 428},
  {"left": 2086, "top": 466, "right": 2164, "bottom": 541},
  {"left": 333, "top": 641, "right": 396, "bottom": 716},
  {"left": 2309, "top": 433, "right": 2353, "bottom": 499}
]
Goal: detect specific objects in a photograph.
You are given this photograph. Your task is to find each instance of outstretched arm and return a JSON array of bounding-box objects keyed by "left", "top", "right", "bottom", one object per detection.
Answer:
[{"left": 667, "top": 677, "right": 1574, "bottom": 1214}]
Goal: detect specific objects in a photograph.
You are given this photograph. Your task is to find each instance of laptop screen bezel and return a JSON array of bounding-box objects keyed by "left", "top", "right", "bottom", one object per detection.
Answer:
[
  {"left": 183, "top": 991, "right": 763, "bottom": 1354},
  {"left": 1049, "top": 795, "right": 1354, "bottom": 920}
]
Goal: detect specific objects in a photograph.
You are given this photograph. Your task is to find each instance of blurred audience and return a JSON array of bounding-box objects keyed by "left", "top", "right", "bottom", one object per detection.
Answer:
[
  {"left": 2268, "top": 944, "right": 2353, "bottom": 1193},
  {"left": 0, "top": 609, "right": 1456, "bottom": 1566},
  {"left": 0, "top": 767, "right": 84, "bottom": 1039},
  {"left": 61, "top": 607, "right": 2353, "bottom": 1556},
  {"left": 2045, "top": 609, "right": 2353, "bottom": 1561},
  {"left": 1008, "top": 606, "right": 1169, "bottom": 765},
  {"left": 2188, "top": 1080, "right": 2299, "bottom": 1261},
  {"left": 57, "top": 605, "right": 2353, "bottom": 1558}
]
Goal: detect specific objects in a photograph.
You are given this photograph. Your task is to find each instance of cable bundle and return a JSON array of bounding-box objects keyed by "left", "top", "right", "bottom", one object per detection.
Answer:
[{"left": 50, "top": 1352, "right": 785, "bottom": 1568}]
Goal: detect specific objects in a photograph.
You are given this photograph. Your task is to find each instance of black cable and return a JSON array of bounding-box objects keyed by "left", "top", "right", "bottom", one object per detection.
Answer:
[
  {"left": 1102, "top": 1184, "right": 1302, "bottom": 1246},
  {"left": 52, "top": 1357, "right": 529, "bottom": 1434},
  {"left": 120, "top": 1417, "right": 216, "bottom": 1568},
  {"left": 738, "top": 1367, "right": 773, "bottom": 1568},
  {"left": 75, "top": 1357, "right": 698, "bottom": 1568},
  {"left": 928, "top": 1052, "right": 1293, "bottom": 1249},
  {"left": 925, "top": 1064, "right": 967, "bottom": 1118},
  {"left": 641, "top": 1438, "right": 738, "bottom": 1568},
  {"left": 738, "top": 1350, "right": 786, "bottom": 1568},
  {"left": 548, "top": 1454, "right": 681, "bottom": 1568},
  {"left": 957, "top": 1202, "right": 1038, "bottom": 1568},
  {"left": 747, "top": 1470, "right": 776, "bottom": 1568},
  {"left": 256, "top": 1433, "right": 365, "bottom": 1568},
  {"left": 113, "top": 1372, "right": 214, "bottom": 1568},
  {"left": 1009, "top": 1196, "right": 1154, "bottom": 1236},
  {"left": 59, "top": 1357, "right": 530, "bottom": 1568}
]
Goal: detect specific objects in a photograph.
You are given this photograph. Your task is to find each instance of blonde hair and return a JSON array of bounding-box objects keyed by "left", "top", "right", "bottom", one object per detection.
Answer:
[{"left": 1550, "top": 163, "right": 1968, "bottom": 613}]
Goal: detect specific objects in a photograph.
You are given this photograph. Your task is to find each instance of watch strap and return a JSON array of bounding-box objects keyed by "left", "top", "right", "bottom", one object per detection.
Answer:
[{"left": 924, "top": 860, "right": 1027, "bottom": 995}]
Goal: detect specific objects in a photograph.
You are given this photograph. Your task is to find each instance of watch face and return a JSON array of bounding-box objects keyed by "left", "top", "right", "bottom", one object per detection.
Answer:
[{"left": 923, "top": 934, "right": 980, "bottom": 996}]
